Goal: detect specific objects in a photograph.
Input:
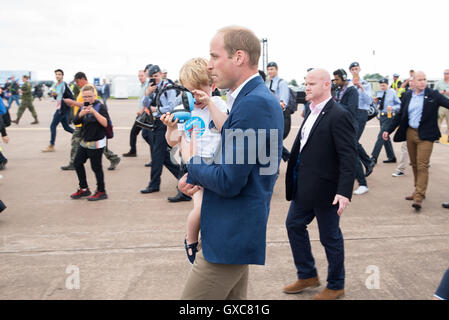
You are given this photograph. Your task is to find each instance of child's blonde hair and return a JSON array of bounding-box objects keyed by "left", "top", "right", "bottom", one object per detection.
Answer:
[
  {"left": 81, "top": 84, "right": 96, "bottom": 93},
  {"left": 179, "top": 58, "right": 213, "bottom": 89}
]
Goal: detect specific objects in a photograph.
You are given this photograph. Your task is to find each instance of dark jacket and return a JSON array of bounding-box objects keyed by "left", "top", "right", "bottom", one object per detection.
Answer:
[
  {"left": 102, "top": 84, "right": 110, "bottom": 99},
  {"left": 337, "top": 85, "right": 358, "bottom": 121},
  {"left": 387, "top": 87, "right": 449, "bottom": 142},
  {"left": 61, "top": 82, "right": 74, "bottom": 114},
  {"left": 74, "top": 101, "right": 110, "bottom": 142},
  {"left": 286, "top": 98, "right": 357, "bottom": 209}
]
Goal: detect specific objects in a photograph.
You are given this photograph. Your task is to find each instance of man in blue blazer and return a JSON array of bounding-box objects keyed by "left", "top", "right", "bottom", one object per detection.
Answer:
[{"left": 178, "top": 26, "right": 284, "bottom": 300}]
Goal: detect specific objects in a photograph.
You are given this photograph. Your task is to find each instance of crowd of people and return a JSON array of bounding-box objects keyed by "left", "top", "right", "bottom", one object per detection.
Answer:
[{"left": 0, "top": 25, "right": 448, "bottom": 301}]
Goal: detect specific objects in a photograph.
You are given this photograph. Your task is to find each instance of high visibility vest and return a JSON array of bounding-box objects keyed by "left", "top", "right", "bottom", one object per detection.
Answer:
[
  {"left": 397, "top": 87, "right": 406, "bottom": 98},
  {"left": 392, "top": 79, "right": 401, "bottom": 90}
]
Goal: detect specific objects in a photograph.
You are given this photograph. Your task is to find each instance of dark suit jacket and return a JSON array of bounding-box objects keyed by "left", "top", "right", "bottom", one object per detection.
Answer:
[
  {"left": 338, "top": 85, "right": 358, "bottom": 121},
  {"left": 186, "top": 76, "right": 284, "bottom": 265},
  {"left": 387, "top": 87, "right": 449, "bottom": 142},
  {"left": 102, "top": 84, "right": 110, "bottom": 99},
  {"left": 285, "top": 98, "right": 357, "bottom": 210}
]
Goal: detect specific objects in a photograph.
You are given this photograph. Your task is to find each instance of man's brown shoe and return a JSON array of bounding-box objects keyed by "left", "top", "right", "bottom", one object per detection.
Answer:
[
  {"left": 405, "top": 193, "right": 425, "bottom": 201},
  {"left": 313, "top": 288, "right": 345, "bottom": 300},
  {"left": 412, "top": 200, "right": 422, "bottom": 211},
  {"left": 283, "top": 277, "right": 320, "bottom": 294},
  {"left": 41, "top": 145, "right": 55, "bottom": 152}
]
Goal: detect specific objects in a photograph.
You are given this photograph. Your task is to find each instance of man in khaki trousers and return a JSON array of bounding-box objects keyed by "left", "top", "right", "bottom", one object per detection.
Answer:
[{"left": 384, "top": 71, "right": 449, "bottom": 210}]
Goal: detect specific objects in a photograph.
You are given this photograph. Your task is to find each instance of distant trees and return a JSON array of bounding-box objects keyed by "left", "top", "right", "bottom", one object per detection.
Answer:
[
  {"left": 364, "top": 73, "right": 384, "bottom": 80},
  {"left": 289, "top": 79, "right": 299, "bottom": 86}
]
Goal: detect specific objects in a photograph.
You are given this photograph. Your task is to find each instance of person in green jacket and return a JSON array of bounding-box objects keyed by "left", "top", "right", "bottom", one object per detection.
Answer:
[{"left": 12, "top": 75, "right": 39, "bottom": 125}]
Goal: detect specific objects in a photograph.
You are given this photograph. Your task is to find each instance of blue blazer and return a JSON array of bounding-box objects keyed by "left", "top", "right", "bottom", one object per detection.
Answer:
[{"left": 186, "top": 76, "right": 284, "bottom": 265}]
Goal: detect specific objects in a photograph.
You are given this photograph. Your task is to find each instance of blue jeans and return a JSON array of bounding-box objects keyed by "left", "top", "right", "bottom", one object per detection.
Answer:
[
  {"left": 7, "top": 95, "right": 20, "bottom": 109},
  {"left": 286, "top": 200, "right": 345, "bottom": 290},
  {"left": 50, "top": 110, "right": 74, "bottom": 146}
]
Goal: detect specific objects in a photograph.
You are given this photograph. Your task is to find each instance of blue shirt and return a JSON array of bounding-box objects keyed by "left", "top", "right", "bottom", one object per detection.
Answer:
[
  {"left": 142, "top": 80, "right": 179, "bottom": 117},
  {"left": 408, "top": 90, "right": 425, "bottom": 129},
  {"left": 350, "top": 79, "right": 373, "bottom": 110},
  {"left": 376, "top": 89, "right": 401, "bottom": 112},
  {"left": 266, "top": 75, "right": 289, "bottom": 104}
]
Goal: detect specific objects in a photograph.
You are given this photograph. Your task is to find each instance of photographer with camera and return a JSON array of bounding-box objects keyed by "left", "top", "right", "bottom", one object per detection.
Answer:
[
  {"left": 140, "top": 65, "right": 187, "bottom": 202},
  {"left": 371, "top": 78, "right": 401, "bottom": 165},
  {"left": 266, "top": 61, "right": 291, "bottom": 162},
  {"left": 63, "top": 72, "right": 120, "bottom": 171},
  {"left": 70, "top": 85, "right": 110, "bottom": 201}
]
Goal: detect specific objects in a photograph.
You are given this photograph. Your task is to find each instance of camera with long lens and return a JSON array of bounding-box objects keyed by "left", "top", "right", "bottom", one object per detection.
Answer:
[{"left": 135, "top": 106, "right": 156, "bottom": 130}]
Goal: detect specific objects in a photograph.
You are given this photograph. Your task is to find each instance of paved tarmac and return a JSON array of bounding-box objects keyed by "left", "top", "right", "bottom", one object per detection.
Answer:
[{"left": 0, "top": 98, "right": 448, "bottom": 300}]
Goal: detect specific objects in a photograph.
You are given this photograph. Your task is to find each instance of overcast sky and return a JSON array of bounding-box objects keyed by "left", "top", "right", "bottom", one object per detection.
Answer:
[{"left": 1, "top": 0, "right": 447, "bottom": 83}]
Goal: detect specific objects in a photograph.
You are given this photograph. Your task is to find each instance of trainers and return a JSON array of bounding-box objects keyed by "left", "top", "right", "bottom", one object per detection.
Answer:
[
  {"left": 108, "top": 157, "right": 121, "bottom": 170},
  {"left": 87, "top": 191, "right": 108, "bottom": 201},
  {"left": 354, "top": 186, "right": 369, "bottom": 195},
  {"left": 71, "top": 188, "right": 91, "bottom": 199},
  {"left": 61, "top": 164, "right": 75, "bottom": 170},
  {"left": 42, "top": 145, "right": 55, "bottom": 152},
  {"left": 392, "top": 171, "right": 405, "bottom": 177}
]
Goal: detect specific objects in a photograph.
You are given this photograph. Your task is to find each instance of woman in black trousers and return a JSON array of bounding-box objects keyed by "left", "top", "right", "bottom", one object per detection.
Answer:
[{"left": 70, "top": 85, "right": 110, "bottom": 201}]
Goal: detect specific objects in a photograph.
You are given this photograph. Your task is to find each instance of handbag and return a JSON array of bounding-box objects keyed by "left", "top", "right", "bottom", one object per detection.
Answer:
[{"left": 93, "top": 102, "right": 113, "bottom": 139}]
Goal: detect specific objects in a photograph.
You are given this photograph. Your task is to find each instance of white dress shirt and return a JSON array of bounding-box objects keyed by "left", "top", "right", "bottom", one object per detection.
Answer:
[
  {"left": 300, "top": 96, "right": 332, "bottom": 152},
  {"left": 226, "top": 73, "right": 260, "bottom": 111}
]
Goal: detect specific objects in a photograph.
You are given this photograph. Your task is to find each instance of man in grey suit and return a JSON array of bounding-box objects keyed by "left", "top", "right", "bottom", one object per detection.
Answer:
[{"left": 101, "top": 79, "right": 110, "bottom": 106}]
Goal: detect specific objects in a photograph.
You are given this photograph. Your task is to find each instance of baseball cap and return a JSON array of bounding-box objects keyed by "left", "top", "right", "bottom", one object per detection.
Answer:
[
  {"left": 144, "top": 64, "right": 153, "bottom": 72},
  {"left": 267, "top": 62, "right": 278, "bottom": 68},
  {"left": 148, "top": 65, "right": 161, "bottom": 76},
  {"left": 349, "top": 62, "right": 360, "bottom": 69}
]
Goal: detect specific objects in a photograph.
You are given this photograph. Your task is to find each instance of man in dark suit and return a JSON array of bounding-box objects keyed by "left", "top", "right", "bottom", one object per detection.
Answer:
[
  {"left": 101, "top": 79, "right": 110, "bottom": 106},
  {"left": 178, "top": 26, "right": 284, "bottom": 300},
  {"left": 333, "top": 68, "right": 370, "bottom": 196},
  {"left": 383, "top": 71, "right": 449, "bottom": 211},
  {"left": 284, "top": 69, "right": 356, "bottom": 300}
]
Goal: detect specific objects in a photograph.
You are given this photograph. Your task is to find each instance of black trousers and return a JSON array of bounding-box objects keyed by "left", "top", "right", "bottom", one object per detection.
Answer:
[
  {"left": 129, "top": 122, "right": 143, "bottom": 153},
  {"left": 74, "top": 146, "right": 105, "bottom": 192},
  {"left": 145, "top": 120, "right": 181, "bottom": 189},
  {"left": 282, "top": 111, "right": 291, "bottom": 161}
]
